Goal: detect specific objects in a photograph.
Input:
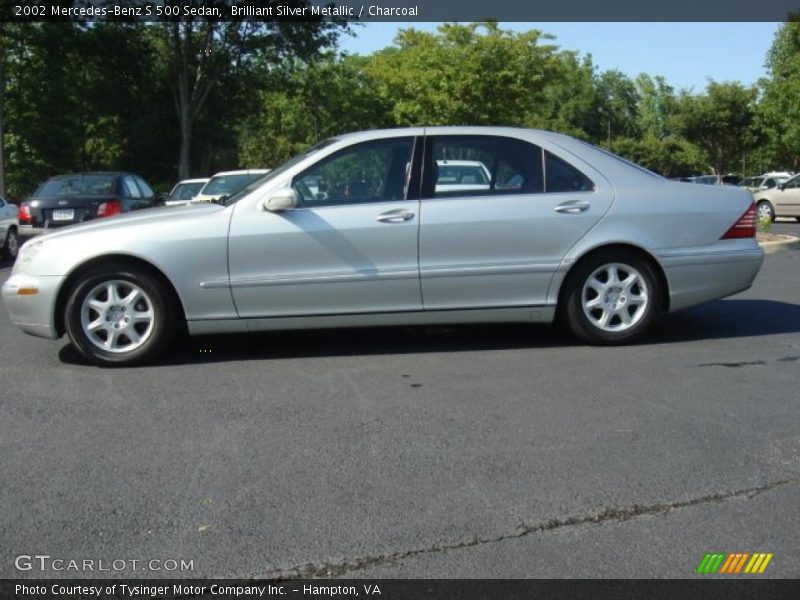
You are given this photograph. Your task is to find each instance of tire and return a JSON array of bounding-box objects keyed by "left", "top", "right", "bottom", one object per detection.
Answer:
[
  {"left": 563, "top": 251, "right": 663, "bottom": 345},
  {"left": 2, "top": 227, "right": 19, "bottom": 260},
  {"left": 64, "top": 265, "right": 176, "bottom": 366},
  {"left": 756, "top": 200, "right": 775, "bottom": 222}
]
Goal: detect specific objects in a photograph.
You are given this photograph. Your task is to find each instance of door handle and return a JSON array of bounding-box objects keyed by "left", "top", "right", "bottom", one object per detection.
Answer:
[
  {"left": 376, "top": 209, "right": 415, "bottom": 223},
  {"left": 554, "top": 200, "right": 591, "bottom": 214}
]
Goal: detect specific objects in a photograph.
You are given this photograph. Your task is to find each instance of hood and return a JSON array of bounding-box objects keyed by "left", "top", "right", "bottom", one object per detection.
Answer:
[{"left": 32, "top": 202, "right": 224, "bottom": 243}]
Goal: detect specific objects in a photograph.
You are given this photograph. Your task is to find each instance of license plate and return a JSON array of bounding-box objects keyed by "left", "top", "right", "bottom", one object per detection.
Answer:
[{"left": 52, "top": 209, "right": 74, "bottom": 221}]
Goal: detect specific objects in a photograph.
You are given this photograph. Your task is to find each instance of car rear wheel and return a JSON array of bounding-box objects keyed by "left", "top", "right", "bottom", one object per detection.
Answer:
[
  {"left": 563, "top": 251, "right": 663, "bottom": 345},
  {"left": 2, "top": 227, "right": 19, "bottom": 260},
  {"left": 65, "top": 266, "right": 176, "bottom": 366},
  {"left": 756, "top": 201, "right": 775, "bottom": 222}
]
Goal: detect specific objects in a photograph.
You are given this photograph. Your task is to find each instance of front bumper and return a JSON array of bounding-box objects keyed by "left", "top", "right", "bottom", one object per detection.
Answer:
[{"left": 1, "top": 273, "right": 66, "bottom": 339}]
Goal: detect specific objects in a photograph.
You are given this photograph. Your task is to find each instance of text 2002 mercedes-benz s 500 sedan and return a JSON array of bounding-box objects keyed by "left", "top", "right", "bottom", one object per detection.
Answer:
[{"left": 3, "top": 127, "right": 764, "bottom": 366}]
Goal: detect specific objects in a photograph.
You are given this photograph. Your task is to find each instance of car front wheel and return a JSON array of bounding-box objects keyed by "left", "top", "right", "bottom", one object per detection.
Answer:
[
  {"left": 65, "top": 266, "right": 176, "bottom": 366},
  {"left": 563, "top": 252, "right": 663, "bottom": 345}
]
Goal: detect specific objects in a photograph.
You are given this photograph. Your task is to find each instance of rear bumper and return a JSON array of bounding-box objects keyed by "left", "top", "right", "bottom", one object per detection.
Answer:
[
  {"left": 659, "top": 242, "right": 764, "bottom": 312},
  {"left": 26, "top": 205, "right": 96, "bottom": 228},
  {"left": 1, "top": 273, "right": 65, "bottom": 339}
]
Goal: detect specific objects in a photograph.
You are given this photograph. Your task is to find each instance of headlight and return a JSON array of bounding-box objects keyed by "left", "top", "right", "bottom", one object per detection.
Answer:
[{"left": 16, "top": 240, "right": 43, "bottom": 269}]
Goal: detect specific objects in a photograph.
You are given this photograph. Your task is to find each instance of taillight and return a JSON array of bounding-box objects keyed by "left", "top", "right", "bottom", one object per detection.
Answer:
[
  {"left": 19, "top": 204, "right": 31, "bottom": 223},
  {"left": 97, "top": 200, "right": 122, "bottom": 218},
  {"left": 721, "top": 202, "right": 756, "bottom": 239}
]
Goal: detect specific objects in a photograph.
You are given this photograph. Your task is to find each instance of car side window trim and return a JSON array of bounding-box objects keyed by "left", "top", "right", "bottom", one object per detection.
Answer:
[
  {"left": 422, "top": 134, "right": 546, "bottom": 199},
  {"left": 290, "top": 136, "right": 422, "bottom": 209}
]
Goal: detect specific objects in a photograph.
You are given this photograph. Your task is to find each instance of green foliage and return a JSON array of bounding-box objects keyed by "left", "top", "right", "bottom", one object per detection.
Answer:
[
  {"left": 609, "top": 136, "right": 705, "bottom": 178},
  {"left": 758, "top": 213, "right": 773, "bottom": 233},
  {"left": 671, "top": 81, "right": 758, "bottom": 175},
  {"left": 759, "top": 21, "right": 800, "bottom": 170},
  {"left": 238, "top": 54, "right": 392, "bottom": 167},
  {"left": 364, "top": 23, "right": 571, "bottom": 127},
  {"left": 2, "top": 20, "right": 797, "bottom": 197}
]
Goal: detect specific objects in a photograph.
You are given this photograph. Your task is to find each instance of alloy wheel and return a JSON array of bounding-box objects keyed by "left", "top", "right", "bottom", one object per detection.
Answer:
[
  {"left": 581, "top": 262, "right": 650, "bottom": 333},
  {"left": 80, "top": 280, "right": 155, "bottom": 353}
]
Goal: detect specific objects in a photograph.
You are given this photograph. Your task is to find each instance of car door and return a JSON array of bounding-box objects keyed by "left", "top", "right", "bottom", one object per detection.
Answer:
[
  {"left": 227, "top": 135, "right": 423, "bottom": 318},
  {"left": 774, "top": 175, "right": 800, "bottom": 216},
  {"left": 418, "top": 134, "right": 613, "bottom": 309}
]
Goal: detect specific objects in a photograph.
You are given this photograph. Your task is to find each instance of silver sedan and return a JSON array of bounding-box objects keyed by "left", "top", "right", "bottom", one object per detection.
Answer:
[{"left": 2, "top": 127, "right": 764, "bottom": 366}]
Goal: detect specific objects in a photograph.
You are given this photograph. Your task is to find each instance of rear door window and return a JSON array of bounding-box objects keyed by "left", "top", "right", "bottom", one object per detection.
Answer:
[{"left": 423, "top": 135, "right": 544, "bottom": 198}]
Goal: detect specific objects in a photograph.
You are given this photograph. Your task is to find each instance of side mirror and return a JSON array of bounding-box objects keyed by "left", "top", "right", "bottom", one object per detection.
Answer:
[{"left": 263, "top": 188, "right": 297, "bottom": 212}]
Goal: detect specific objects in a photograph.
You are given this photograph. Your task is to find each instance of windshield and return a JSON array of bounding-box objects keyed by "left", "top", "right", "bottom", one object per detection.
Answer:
[
  {"left": 36, "top": 174, "right": 117, "bottom": 196},
  {"left": 171, "top": 182, "right": 205, "bottom": 200},
  {"left": 224, "top": 138, "right": 339, "bottom": 206},
  {"left": 201, "top": 173, "right": 265, "bottom": 196}
]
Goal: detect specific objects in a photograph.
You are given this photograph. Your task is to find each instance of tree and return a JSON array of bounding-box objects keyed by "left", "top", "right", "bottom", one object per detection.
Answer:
[
  {"left": 635, "top": 74, "right": 677, "bottom": 139},
  {"left": 610, "top": 135, "right": 705, "bottom": 177},
  {"left": 238, "top": 54, "right": 392, "bottom": 167},
  {"left": 594, "top": 69, "right": 640, "bottom": 145},
  {"left": 759, "top": 20, "right": 800, "bottom": 169},
  {"left": 363, "top": 22, "right": 572, "bottom": 128},
  {"left": 673, "top": 81, "right": 757, "bottom": 175},
  {"left": 152, "top": 2, "right": 347, "bottom": 179}
]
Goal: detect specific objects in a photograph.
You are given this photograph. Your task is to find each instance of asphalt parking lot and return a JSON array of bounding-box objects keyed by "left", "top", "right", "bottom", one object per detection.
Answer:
[{"left": 1, "top": 224, "right": 798, "bottom": 579}]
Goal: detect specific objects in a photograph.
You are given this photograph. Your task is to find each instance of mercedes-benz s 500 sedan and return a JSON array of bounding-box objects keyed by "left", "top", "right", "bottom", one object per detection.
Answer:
[{"left": 2, "top": 127, "right": 764, "bottom": 366}]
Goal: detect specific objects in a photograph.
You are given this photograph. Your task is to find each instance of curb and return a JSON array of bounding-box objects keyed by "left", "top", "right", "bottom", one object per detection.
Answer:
[{"left": 758, "top": 235, "right": 800, "bottom": 254}]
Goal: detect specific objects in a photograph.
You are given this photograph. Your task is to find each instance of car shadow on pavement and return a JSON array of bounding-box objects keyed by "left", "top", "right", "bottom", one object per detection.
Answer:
[
  {"left": 58, "top": 322, "right": 581, "bottom": 367},
  {"left": 648, "top": 299, "right": 800, "bottom": 344},
  {"left": 57, "top": 298, "right": 800, "bottom": 367}
]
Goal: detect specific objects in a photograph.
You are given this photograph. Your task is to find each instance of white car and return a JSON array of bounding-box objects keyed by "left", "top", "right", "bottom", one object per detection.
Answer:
[
  {"left": 754, "top": 173, "right": 800, "bottom": 221},
  {"left": 193, "top": 170, "right": 270, "bottom": 203},
  {"left": 165, "top": 178, "right": 209, "bottom": 206},
  {"left": 0, "top": 194, "right": 20, "bottom": 260},
  {"left": 740, "top": 172, "right": 792, "bottom": 193},
  {"left": 434, "top": 160, "right": 492, "bottom": 193}
]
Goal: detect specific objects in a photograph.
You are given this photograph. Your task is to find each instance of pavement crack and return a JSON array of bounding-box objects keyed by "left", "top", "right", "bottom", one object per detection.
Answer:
[{"left": 252, "top": 478, "right": 797, "bottom": 580}]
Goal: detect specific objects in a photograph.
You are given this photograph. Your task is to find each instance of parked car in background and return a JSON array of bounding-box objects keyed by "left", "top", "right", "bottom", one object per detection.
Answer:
[
  {"left": 753, "top": 173, "right": 800, "bottom": 222},
  {"left": 22, "top": 172, "right": 162, "bottom": 228},
  {"left": 193, "top": 169, "right": 270, "bottom": 203},
  {"left": 0, "top": 194, "right": 20, "bottom": 260},
  {"left": 2, "top": 127, "right": 763, "bottom": 366},
  {"left": 165, "top": 178, "right": 209, "bottom": 206},
  {"left": 691, "top": 174, "right": 742, "bottom": 186},
  {"left": 434, "top": 160, "right": 492, "bottom": 193},
  {"left": 739, "top": 172, "right": 792, "bottom": 193}
]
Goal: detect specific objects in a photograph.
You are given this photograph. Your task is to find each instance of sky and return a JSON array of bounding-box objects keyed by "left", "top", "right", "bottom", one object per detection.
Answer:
[{"left": 338, "top": 22, "right": 781, "bottom": 91}]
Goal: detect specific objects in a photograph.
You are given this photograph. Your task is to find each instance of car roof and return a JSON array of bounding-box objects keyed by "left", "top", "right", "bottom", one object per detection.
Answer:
[
  {"left": 177, "top": 178, "right": 210, "bottom": 184},
  {"left": 48, "top": 171, "right": 128, "bottom": 179},
  {"left": 209, "top": 169, "right": 270, "bottom": 177}
]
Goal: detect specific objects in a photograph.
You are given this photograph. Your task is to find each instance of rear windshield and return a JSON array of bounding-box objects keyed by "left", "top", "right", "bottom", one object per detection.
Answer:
[
  {"left": 37, "top": 175, "right": 117, "bottom": 196},
  {"left": 201, "top": 174, "right": 264, "bottom": 196}
]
